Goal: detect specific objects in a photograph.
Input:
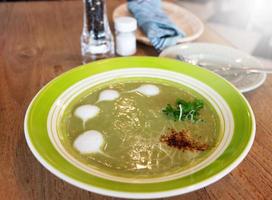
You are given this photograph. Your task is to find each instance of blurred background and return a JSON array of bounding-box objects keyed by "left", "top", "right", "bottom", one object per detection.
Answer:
[
  {"left": 177, "top": 0, "right": 272, "bottom": 63},
  {"left": 1, "top": 0, "right": 271, "bottom": 62}
]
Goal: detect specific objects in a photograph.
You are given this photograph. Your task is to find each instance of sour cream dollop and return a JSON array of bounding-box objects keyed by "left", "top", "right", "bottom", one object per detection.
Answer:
[
  {"left": 97, "top": 89, "right": 120, "bottom": 102},
  {"left": 134, "top": 84, "right": 160, "bottom": 96},
  {"left": 73, "top": 130, "right": 104, "bottom": 154},
  {"left": 74, "top": 105, "right": 100, "bottom": 127}
]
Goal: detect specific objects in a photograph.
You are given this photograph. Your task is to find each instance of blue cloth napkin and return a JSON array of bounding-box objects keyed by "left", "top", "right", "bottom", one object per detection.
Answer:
[{"left": 128, "top": 0, "right": 186, "bottom": 51}]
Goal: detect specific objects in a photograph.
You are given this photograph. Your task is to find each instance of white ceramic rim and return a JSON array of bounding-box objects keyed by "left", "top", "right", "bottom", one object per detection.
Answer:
[{"left": 47, "top": 68, "right": 233, "bottom": 183}]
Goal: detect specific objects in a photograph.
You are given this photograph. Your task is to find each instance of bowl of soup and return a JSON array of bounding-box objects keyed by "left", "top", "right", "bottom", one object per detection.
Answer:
[{"left": 24, "top": 57, "right": 255, "bottom": 198}]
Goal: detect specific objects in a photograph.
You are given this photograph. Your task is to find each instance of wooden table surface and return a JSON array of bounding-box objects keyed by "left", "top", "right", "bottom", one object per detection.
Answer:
[{"left": 0, "top": 1, "right": 272, "bottom": 199}]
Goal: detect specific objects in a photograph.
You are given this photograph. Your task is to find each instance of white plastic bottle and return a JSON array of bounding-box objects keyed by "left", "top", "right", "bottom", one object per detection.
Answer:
[{"left": 114, "top": 17, "right": 137, "bottom": 56}]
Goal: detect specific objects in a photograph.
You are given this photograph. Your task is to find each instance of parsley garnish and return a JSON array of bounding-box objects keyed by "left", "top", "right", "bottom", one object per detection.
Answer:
[{"left": 162, "top": 98, "right": 204, "bottom": 123}]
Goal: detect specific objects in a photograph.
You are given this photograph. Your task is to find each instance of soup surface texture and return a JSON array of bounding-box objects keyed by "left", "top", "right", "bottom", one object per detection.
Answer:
[{"left": 59, "top": 79, "right": 221, "bottom": 179}]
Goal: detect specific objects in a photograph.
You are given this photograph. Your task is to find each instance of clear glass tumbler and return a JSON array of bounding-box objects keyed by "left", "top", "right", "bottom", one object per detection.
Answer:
[{"left": 81, "top": 0, "right": 115, "bottom": 63}]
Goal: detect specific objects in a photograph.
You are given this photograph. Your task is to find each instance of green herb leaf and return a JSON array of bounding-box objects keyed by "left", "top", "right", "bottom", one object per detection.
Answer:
[{"left": 162, "top": 99, "right": 204, "bottom": 123}]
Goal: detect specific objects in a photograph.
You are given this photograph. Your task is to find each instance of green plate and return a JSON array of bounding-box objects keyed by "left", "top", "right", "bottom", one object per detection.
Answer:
[{"left": 24, "top": 57, "right": 255, "bottom": 199}]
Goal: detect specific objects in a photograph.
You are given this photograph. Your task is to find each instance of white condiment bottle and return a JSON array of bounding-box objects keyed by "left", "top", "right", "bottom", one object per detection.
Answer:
[{"left": 114, "top": 17, "right": 137, "bottom": 56}]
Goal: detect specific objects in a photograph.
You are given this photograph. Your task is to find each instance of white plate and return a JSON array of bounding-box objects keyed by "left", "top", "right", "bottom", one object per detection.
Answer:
[{"left": 160, "top": 43, "right": 267, "bottom": 93}]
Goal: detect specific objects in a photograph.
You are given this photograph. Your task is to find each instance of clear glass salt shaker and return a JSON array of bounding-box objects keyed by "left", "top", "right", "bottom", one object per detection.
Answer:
[{"left": 81, "top": 0, "right": 115, "bottom": 63}]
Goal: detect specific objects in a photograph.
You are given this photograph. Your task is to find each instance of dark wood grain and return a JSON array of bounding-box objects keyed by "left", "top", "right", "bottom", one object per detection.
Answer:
[{"left": 0, "top": 1, "right": 271, "bottom": 200}]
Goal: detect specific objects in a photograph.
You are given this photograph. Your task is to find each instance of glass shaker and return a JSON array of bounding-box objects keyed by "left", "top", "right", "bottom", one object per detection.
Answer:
[{"left": 81, "top": 0, "right": 115, "bottom": 63}]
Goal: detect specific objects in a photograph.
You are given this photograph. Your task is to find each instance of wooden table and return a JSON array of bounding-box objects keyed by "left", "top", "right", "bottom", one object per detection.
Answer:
[{"left": 0, "top": 1, "right": 271, "bottom": 199}]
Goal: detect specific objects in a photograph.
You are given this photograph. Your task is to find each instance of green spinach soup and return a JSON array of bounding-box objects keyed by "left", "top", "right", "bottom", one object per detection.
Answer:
[{"left": 59, "top": 79, "right": 222, "bottom": 179}]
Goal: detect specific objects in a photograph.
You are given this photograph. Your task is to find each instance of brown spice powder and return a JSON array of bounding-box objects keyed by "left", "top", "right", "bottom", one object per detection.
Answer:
[{"left": 160, "top": 129, "right": 209, "bottom": 151}]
